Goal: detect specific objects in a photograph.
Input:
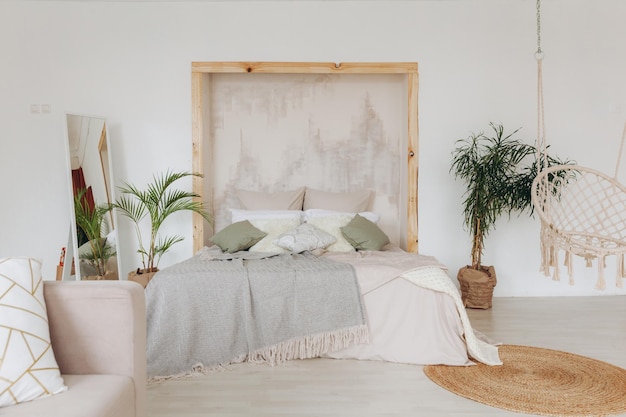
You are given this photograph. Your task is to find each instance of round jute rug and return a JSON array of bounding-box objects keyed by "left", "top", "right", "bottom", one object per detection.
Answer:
[{"left": 424, "top": 345, "right": 626, "bottom": 417}]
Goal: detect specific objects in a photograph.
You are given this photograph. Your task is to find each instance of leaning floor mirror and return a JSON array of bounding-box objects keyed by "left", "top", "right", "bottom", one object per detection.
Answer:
[{"left": 62, "top": 113, "right": 121, "bottom": 281}]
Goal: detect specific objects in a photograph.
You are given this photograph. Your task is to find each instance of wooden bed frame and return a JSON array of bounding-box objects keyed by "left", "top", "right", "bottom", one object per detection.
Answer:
[{"left": 190, "top": 61, "right": 419, "bottom": 253}]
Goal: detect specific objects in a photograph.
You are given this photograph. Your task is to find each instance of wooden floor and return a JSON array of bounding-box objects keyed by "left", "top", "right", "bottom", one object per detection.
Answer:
[{"left": 147, "top": 296, "right": 626, "bottom": 416}]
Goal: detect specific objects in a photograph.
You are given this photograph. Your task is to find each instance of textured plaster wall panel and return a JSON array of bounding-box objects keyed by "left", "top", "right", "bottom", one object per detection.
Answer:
[{"left": 208, "top": 73, "right": 408, "bottom": 246}]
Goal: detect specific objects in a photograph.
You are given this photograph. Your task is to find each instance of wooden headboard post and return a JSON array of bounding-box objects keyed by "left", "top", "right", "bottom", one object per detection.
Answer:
[{"left": 191, "top": 62, "right": 419, "bottom": 253}]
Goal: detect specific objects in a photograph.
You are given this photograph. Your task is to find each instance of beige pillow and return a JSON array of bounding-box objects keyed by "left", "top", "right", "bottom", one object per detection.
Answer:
[
  {"left": 303, "top": 189, "right": 372, "bottom": 212},
  {"left": 237, "top": 187, "right": 305, "bottom": 210}
]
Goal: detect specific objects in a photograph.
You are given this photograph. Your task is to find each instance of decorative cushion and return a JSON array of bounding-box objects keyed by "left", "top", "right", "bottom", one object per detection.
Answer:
[
  {"left": 210, "top": 221, "right": 267, "bottom": 253},
  {"left": 0, "top": 257, "right": 67, "bottom": 407},
  {"left": 305, "top": 214, "right": 356, "bottom": 252},
  {"left": 248, "top": 217, "right": 303, "bottom": 253},
  {"left": 274, "top": 223, "right": 337, "bottom": 253},
  {"left": 341, "top": 214, "right": 391, "bottom": 251},
  {"left": 237, "top": 187, "right": 305, "bottom": 211},
  {"left": 303, "top": 189, "right": 372, "bottom": 212}
]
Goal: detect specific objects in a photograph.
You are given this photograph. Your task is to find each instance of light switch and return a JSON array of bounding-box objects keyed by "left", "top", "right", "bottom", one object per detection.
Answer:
[
  {"left": 41, "top": 104, "right": 51, "bottom": 113},
  {"left": 30, "top": 104, "right": 40, "bottom": 113}
]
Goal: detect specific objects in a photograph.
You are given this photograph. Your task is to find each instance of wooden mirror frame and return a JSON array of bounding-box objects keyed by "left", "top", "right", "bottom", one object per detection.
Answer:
[{"left": 190, "top": 62, "right": 419, "bottom": 253}]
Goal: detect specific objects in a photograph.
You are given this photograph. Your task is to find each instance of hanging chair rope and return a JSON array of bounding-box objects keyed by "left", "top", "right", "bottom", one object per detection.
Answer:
[
  {"left": 531, "top": 0, "right": 626, "bottom": 289},
  {"left": 535, "top": 0, "right": 547, "bottom": 170},
  {"left": 613, "top": 122, "right": 626, "bottom": 179}
]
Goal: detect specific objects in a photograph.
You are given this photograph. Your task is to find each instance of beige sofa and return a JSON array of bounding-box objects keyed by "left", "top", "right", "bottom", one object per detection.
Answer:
[{"left": 2, "top": 280, "right": 147, "bottom": 417}]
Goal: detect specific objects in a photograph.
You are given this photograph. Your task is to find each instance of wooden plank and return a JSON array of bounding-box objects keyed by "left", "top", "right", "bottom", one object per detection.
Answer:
[
  {"left": 200, "top": 73, "right": 214, "bottom": 245},
  {"left": 407, "top": 71, "right": 419, "bottom": 253},
  {"left": 191, "top": 72, "right": 205, "bottom": 254},
  {"left": 192, "top": 62, "right": 417, "bottom": 75}
]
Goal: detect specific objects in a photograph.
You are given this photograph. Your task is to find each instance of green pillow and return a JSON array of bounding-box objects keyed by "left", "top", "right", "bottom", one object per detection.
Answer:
[
  {"left": 340, "top": 214, "right": 390, "bottom": 251},
  {"left": 210, "top": 220, "right": 267, "bottom": 253}
]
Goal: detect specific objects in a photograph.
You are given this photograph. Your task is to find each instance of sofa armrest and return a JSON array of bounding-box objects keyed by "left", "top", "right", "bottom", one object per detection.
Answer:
[{"left": 44, "top": 280, "right": 146, "bottom": 417}]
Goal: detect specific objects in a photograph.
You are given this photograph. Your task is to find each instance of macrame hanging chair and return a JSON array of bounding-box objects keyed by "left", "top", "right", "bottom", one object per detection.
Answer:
[{"left": 530, "top": 0, "right": 626, "bottom": 290}]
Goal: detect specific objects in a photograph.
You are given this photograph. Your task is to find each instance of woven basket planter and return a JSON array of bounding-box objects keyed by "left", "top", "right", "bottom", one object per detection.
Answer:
[
  {"left": 457, "top": 265, "right": 497, "bottom": 309},
  {"left": 128, "top": 268, "right": 158, "bottom": 288}
]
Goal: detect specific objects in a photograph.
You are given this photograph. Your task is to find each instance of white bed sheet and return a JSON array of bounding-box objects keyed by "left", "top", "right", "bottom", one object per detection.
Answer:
[
  {"left": 321, "top": 247, "right": 499, "bottom": 366},
  {"left": 326, "top": 276, "right": 472, "bottom": 365}
]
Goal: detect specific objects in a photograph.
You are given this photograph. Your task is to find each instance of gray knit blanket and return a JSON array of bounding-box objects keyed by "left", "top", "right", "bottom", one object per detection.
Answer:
[{"left": 145, "top": 247, "right": 368, "bottom": 379}]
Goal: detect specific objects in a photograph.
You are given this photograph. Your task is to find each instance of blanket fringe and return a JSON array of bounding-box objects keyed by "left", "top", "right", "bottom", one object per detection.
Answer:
[
  {"left": 247, "top": 325, "right": 370, "bottom": 365},
  {"left": 147, "top": 326, "right": 369, "bottom": 383},
  {"left": 147, "top": 355, "right": 247, "bottom": 384}
]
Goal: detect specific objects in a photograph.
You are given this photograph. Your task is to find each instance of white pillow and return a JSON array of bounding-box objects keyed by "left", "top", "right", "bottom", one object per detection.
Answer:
[
  {"left": 304, "top": 209, "right": 380, "bottom": 224},
  {"left": 230, "top": 209, "right": 304, "bottom": 224},
  {"left": 303, "top": 189, "right": 372, "bottom": 212},
  {"left": 274, "top": 223, "right": 337, "bottom": 253},
  {"left": 305, "top": 214, "right": 356, "bottom": 252},
  {"left": 237, "top": 187, "right": 305, "bottom": 210},
  {"left": 0, "top": 257, "right": 67, "bottom": 407},
  {"left": 248, "top": 217, "right": 303, "bottom": 253}
]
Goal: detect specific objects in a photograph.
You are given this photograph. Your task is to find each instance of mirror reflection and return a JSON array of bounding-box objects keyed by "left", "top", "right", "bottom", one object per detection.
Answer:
[{"left": 64, "top": 114, "right": 120, "bottom": 280}]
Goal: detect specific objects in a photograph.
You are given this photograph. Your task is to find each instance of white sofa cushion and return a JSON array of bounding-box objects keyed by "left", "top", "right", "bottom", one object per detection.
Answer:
[
  {"left": 0, "top": 257, "right": 67, "bottom": 407},
  {"left": 1, "top": 374, "right": 134, "bottom": 417}
]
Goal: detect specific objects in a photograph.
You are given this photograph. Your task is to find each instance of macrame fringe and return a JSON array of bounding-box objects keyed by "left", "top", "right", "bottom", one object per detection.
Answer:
[
  {"left": 564, "top": 250, "right": 574, "bottom": 285},
  {"left": 538, "top": 234, "right": 626, "bottom": 289},
  {"left": 536, "top": 217, "right": 626, "bottom": 288},
  {"left": 618, "top": 255, "right": 625, "bottom": 288},
  {"left": 539, "top": 225, "right": 552, "bottom": 277},
  {"left": 595, "top": 256, "right": 607, "bottom": 290},
  {"left": 552, "top": 246, "right": 560, "bottom": 282}
]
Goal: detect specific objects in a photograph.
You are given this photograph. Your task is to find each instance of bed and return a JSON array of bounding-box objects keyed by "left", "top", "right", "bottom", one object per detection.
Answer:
[
  {"left": 145, "top": 199, "right": 501, "bottom": 379},
  {"left": 143, "top": 62, "right": 501, "bottom": 379}
]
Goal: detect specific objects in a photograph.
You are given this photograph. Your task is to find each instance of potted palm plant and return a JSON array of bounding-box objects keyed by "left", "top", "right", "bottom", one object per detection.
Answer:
[
  {"left": 114, "top": 170, "right": 212, "bottom": 287},
  {"left": 74, "top": 188, "right": 116, "bottom": 280},
  {"left": 450, "top": 122, "right": 570, "bottom": 308}
]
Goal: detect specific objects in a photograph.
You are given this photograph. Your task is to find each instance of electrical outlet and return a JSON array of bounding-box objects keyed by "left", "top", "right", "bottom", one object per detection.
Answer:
[
  {"left": 41, "top": 104, "right": 51, "bottom": 114},
  {"left": 30, "top": 104, "right": 40, "bottom": 113}
]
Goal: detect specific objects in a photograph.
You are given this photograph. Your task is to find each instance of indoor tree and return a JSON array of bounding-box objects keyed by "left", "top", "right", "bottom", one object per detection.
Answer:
[
  {"left": 114, "top": 171, "right": 212, "bottom": 284},
  {"left": 450, "top": 122, "right": 571, "bottom": 308}
]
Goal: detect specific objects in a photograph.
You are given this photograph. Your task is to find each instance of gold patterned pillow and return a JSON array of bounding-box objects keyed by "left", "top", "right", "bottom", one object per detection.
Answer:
[{"left": 0, "top": 257, "right": 67, "bottom": 407}]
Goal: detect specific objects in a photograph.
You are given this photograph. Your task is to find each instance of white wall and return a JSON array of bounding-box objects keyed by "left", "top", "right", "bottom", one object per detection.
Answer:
[{"left": 1, "top": 0, "right": 624, "bottom": 296}]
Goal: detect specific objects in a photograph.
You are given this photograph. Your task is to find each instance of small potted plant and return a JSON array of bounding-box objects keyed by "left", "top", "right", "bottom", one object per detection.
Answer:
[
  {"left": 114, "top": 170, "right": 212, "bottom": 287},
  {"left": 74, "top": 188, "right": 116, "bottom": 280},
  {"left": 450, "top": 122, "right": 570, "bottom": 308}
]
